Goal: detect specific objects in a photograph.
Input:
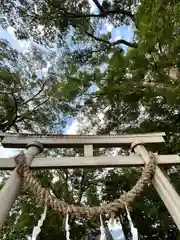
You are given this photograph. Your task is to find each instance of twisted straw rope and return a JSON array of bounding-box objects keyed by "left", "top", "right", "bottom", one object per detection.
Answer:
[{"left": 14, "top": 151, "right": 155, "bottom": 218}]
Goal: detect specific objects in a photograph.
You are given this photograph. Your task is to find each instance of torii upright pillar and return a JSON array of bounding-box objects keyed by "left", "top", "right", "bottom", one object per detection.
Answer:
[
  {"left": 0, "top": 141, "right": 43, "bottom": 227},
  {"left": 132, "top": 142, "right": 180, "bottom": 230}
]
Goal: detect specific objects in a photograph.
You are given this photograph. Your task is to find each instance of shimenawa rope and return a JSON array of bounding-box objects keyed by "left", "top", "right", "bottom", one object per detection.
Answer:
[{"left": 14, "top": 151, "right": 155, "bottom": 218}]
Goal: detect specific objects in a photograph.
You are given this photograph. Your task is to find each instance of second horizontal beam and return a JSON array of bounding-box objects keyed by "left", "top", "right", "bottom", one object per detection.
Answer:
[{"left": 0, "top": 155, "right": 179, "bottom": 169}]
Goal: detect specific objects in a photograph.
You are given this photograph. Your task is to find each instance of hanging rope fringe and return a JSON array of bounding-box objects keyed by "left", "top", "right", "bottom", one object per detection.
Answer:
[
  {"left": 65, "top": 209, "right": 71, "bottom": 240},
  {"left": 100, "top": 215, "right": 107, "bottom": 240},
  {"left": 14, "top": 151, "right": 155, "bottom": 218},
  {"left": 31, "top": 204, "right": 47, "bottom": 240},
  {"left": 125, "top": 205, "right": 138, "bottom": 240}
]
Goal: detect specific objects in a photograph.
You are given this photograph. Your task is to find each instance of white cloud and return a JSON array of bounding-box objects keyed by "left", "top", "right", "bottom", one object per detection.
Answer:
[
  {"left": 112, "top": 34, "right": 122, "bottom": 42},
  {"left": 19, "top": 40, "right": 31, "bottom": 52},
  {"left": 88, "top": 0, "right": 103, "bottom": 13},
  {"left": 7, "top": 26, "right": 16, "bottom": 39},
  {"left": 105, "top": 22, "right": 114, "bottom": 33},
  {"left": 99, "top": 22, "right": 114, "bottom": 35},
  {"left": 111, "top": 28, "right": 122, "bottom": 42},
  {"left": 65, "top": 120, "right": 79, "bottom": 134},
  {"left": 4, "top": 26, "right": 31, "bottom": 53},
  {"left": 0, "top": 145, "right": 17, "bottom": 157},
  {"left": 125, "top": 25, "right": 134, "bottom": 42}
]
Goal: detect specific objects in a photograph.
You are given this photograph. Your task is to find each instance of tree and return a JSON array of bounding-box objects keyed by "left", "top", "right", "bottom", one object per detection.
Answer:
[
  {"left": 0, "top": 0, "right": 141, "bottom": 131},
  {"left": 1, "top": 0, "right": 180, "bottom": 239},
  {"left": 1, "top": 0, "right": 136, "bottom": 47},
  {"left": 0, "top": 38, "right": 93, "bottom": 132},
  {"left": 81, "top": 0, "right": 180, "bottom": 139}
]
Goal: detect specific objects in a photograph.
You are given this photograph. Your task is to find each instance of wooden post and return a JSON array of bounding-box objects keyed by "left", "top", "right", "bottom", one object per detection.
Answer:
[
  {"left": 132, "top": 142, "right": 180, "bottom": 230},
  {"left": 84, "top": 145, "right": 93, "bottom": 157},
  {"left": 0, "top": 141, "right": 43, "bottom": 227}
]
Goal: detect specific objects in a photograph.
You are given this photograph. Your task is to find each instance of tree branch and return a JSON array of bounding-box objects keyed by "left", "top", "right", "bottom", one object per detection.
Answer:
[
  {"left": 106, "top": 9, "right": 134, "bottom": 20},
  {"left": 1, "top": 92, "right": 18, "bottom": 132},
  {"left": 15, "top": 98, "right": 49, "bottom": 124},
  {"left": 20, "top": 80, "right": 48, "bottom": 107},
  {"left": 111, "top": 39, "right": 137, "bottom": 48},
  {"left": 49, "top": 1, "right": 134, "bottom": 20},
  {"left": 85, "top": 31, "right": 110, "bottom": 44},
  {"left": 31, "top": 98, "right": 49, "bottom": 112},
  {"left": 86, "top": 31, "right": 137, "bottom": 48},
  {"left": 92, "top": 0, "right": 105, "bottom": 13},
  {"left": 64, "top": 10, "right": 134, "bottom": 20}
]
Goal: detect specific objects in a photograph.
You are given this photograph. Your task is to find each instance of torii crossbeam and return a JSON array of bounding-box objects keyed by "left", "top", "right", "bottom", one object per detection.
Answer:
[
  {"left": 0, "top": 132, "right": 180, "bottom": 231},
  {"left": 0, "top": 131, "right": 165, "bottom": 148}
]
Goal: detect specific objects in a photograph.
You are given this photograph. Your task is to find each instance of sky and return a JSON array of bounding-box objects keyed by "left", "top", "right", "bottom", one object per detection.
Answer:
[{"left": 0, "top": 1, "right": 133, "bottom": 158}]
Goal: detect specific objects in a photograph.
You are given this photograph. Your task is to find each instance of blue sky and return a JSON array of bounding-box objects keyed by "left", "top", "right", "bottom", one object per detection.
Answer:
[
  {"left": 0, "top": 24, "right": 133, "bottom": 52},
  {"left": 0, "top": 27, "right": 30, "bottom": 52}
]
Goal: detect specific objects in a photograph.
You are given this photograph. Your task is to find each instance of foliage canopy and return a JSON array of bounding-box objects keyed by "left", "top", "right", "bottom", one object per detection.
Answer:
[{"left": 0, "top": 0, "right": 180, "bottom": 239}]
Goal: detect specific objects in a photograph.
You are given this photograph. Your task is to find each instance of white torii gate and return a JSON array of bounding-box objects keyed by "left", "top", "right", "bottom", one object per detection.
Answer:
[{"left": 0, "top": 132, "right": 180, "bottom": 230}]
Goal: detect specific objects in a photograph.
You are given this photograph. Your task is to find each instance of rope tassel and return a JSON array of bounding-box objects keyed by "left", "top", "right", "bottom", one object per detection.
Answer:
[
  {"left": 31, "top": 205, "right": 47, "bottom": 240},
  {"left": 65, "top": 211, "right": 71, "bottom": 240},
  {"left": 100, "top": 215, "right": 107, "bottom": 240},
  {"left": 125, "top": 205, "right": 138, "bottom": 240}
]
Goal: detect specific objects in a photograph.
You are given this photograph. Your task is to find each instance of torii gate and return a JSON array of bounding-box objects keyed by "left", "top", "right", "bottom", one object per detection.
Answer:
[{"left": 0, "top": 132, "right": 180, "bottom": 230}]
